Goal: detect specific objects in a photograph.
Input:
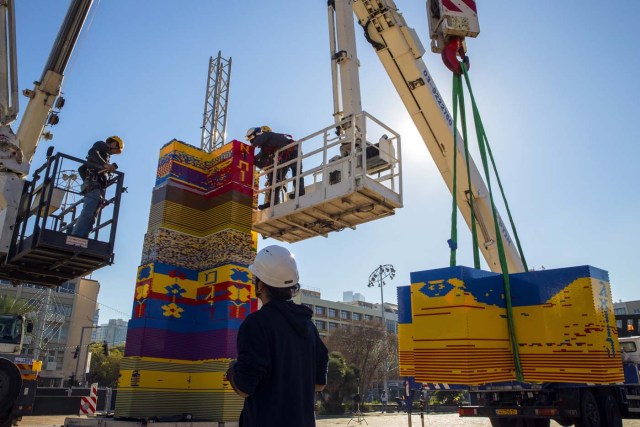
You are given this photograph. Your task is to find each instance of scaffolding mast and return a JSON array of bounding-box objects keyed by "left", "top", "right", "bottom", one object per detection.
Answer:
[{"left": 200, "top": 51, "right": 232, "bottom": 152}]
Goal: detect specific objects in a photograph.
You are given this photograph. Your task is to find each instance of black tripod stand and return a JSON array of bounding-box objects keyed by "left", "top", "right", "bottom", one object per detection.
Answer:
[{"left": 347, "top": 392, "right": 368, "bottom": 425}]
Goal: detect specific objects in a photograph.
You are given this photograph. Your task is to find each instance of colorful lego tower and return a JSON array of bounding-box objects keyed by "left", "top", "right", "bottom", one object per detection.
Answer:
[{"left": 115, "top": 139, "right": 257, "bottom": 421}]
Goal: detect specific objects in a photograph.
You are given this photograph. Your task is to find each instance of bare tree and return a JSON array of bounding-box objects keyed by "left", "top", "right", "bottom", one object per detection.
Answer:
[{"left": 325, "top": 320, "right": 398, "bottom": 394}]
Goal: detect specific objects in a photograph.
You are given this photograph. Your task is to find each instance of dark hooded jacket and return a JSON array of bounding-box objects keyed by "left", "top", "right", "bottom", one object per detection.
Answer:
[
  {"left": 251, "top": 132, "right": 298, "bottom": 169},
  {"left": 233, "top": 299, "right": 328, "bottom": 427}
]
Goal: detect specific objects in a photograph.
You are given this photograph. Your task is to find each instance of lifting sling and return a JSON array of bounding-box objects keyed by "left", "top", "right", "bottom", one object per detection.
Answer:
[{"left": 448, "top": 62, "right": 529, "bottom": 382}]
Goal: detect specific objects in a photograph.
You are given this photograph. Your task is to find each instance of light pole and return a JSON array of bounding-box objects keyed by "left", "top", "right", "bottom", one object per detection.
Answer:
[
  {"left": 74, "top": 325, "right": 101, "bottom": 386},
  {"left": 368, "top": 264, "right": 395, "bottom": 397}
]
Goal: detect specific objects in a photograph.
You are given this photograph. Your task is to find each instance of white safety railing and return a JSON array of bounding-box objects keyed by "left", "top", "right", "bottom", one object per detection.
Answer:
[{"left": 253, "top": 112, "right": 402, "bottom": 211}]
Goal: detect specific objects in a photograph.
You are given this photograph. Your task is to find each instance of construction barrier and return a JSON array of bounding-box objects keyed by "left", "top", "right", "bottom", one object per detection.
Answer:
[{"left": 78, "top": 383, "right": 97, "bottom": 415}]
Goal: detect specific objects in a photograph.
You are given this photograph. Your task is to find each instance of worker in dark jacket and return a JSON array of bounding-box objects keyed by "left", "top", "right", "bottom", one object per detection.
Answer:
[
  {"left": 71, "top": 136, "right": 123, "bottom": 238},
  {"left": 227, "top": 245, "right": 328, "bottom": 427},
  {"left": 246, "top": 126, "right": 305, "bottom": 210}
]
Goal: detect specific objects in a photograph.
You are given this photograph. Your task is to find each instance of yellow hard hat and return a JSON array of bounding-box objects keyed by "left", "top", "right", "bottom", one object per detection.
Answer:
[
  {"left": 260, "top": 125, "right": 272, "bottom": 133},
  {"left": 107, "top": 135, "right": 124, "bottom": 152}
]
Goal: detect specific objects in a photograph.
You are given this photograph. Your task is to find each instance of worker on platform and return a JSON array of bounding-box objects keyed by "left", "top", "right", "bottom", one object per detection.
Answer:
[
  {"left": 71, "top": 136, "right": 123, "bottom": 238},
  {"left": 246, "top": 126, "right": 305, "bottom": 210},
  {"left": 226, "top": 245, "right": 328, "bottom": 427}
]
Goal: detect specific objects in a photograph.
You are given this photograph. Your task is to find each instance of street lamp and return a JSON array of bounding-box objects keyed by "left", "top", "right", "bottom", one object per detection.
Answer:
[
  {"left": 368, "top": 264, "right": 395, "bottom": 397},
  {"left": 74, "top": 325, "right": 102, "bottom": 386}
]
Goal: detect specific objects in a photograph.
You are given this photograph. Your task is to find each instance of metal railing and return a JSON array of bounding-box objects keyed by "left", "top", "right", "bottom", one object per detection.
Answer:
[
  {"left": 10, "top": 149, "right": 125, "bottom": 252},
  {"left": 253, "top": 112, "right": 402, "bottom": 210}
]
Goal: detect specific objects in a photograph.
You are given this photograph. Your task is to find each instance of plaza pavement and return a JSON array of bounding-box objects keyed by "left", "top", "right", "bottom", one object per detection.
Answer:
[
  {"left": 316, "top": 412, "right": 640, "bottom": 426},
  {"left": 17, "top": 413, "right": 640, "bottom": 426}
]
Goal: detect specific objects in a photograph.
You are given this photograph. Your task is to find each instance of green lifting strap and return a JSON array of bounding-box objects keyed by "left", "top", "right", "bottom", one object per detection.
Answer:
[
  {"left": 449, "top": 75, "right": 459, "bottom": 267},
  {"left": 460, "top": 66, "right": 529, "bottom": 271},
  {"left": 449, "top": 74, "right": 480, "bottom": 268},
  {"left": 460, "top": 62, "right": 523, "bottom": 381},
  {"left": 453, "top": 62, "right": 527, "bottom": 382}
]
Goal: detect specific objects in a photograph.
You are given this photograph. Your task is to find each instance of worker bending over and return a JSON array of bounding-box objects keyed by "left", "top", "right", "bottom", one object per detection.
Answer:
[
  {"left": 226, "top": 245, "right": 328, "bottom": 427},
  {"left": 71, "top": 136, "right": 123, "bottom": 238},
  {"left": 246, "top": 126, "right": 305, "bottom": 210}
]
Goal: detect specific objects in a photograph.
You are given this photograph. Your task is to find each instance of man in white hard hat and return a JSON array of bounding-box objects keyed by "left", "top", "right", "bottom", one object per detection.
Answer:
[{"left": 226, "top": 245, "right": 328, "bottom": 427}]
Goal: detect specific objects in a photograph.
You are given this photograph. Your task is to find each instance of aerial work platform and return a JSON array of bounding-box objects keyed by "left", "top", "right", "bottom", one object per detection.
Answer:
[
  {"left": 1, "top": 151, "right": 125, "bottom": 286},
  {"left": 252, "top": 113, "right": 402, "bottom": 242}
]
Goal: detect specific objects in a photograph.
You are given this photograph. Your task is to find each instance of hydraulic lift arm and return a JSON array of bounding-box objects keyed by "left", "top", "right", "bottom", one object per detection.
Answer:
[
  {"left": 17, "top": 0, "right": 94, "bottom": 165},
  {"left": 350, "top": 0, "right": 524, "bottom": 273},
  {"left": 0, "top": 0, "right": 93, "bottom": 254}
]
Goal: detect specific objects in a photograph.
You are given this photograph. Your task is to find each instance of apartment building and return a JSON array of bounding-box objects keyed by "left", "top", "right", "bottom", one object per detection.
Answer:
[
  {"left": 614, "top": 300, "right": 640, "bottom": 316},
  {"left": 293, "top": 288, "right": 398, "bottom": 339},
  {"left": 95, "top": 318, "right": 128, "bottom": 346},
  {"left": 0, "top": 277, "right": 99, "bottom": 387}
]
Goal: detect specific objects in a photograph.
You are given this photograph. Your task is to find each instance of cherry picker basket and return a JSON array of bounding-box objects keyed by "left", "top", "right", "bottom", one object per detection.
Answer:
[{"left": 1, "top": 150, "right": 125, "bottom": 286}]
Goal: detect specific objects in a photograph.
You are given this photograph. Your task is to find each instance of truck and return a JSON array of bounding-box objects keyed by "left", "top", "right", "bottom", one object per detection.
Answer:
[
  {"left": 452, "top": 333, "right": 639, "bottom": 427},
  {"left": 0, "top": 314, "right": 41, "bottom": 427},
  {"left": 448, "top": 315, "right": 640, "bottom": 427},
  {"left": 330, "top": 2, "right": 635, "bottom": 427},
  {"left": 259, "top": 1, "right": 632, "bottom": 427}
]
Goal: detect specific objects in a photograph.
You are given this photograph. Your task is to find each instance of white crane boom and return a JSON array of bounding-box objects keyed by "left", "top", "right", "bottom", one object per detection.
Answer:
[
  {"left": 350, "top": 0, "right": 524, "bottom": 273},
  {"left": 0, "top": 0, "right": 93, "bottom": 254},
  {"left": 16, "top": 0, "right": 93, "bottom": 164}
]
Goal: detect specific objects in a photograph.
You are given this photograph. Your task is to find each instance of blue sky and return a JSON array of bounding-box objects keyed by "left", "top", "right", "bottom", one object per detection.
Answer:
[{"left": 16, "top": 1, "right": 640, "bottom": 322}]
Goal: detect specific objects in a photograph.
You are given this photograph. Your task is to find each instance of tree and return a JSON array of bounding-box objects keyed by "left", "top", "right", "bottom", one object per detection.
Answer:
[
  {"left": 325, "top": 320, "right": 398, "bottom": 394},
  {"left": 0, "top": 295, "right": 29, "bottom": 315},
  {"left": 320, "top": 351, "right": 360, "bottom": 414},
  {"left": 85, "top": 343, "right": 124, "bottom": 387}
]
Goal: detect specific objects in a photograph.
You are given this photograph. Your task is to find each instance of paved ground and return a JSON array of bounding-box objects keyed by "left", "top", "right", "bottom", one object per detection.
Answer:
[
  {"left": 316, "top": 412, "right": 640, "bottom": 427},
  {"left": 17, "top": 413, "right": 640, "bottom": 426}
]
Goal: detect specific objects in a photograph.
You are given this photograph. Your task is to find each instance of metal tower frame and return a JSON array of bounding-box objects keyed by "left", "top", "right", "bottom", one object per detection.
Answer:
[{"left": 200, "top": 51, "right": 232, "bottom": 152}]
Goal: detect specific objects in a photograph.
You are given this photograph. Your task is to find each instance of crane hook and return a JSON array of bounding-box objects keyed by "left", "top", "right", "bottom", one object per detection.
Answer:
[{"left": 442, "top": 36, "right": 469, "bottom": 75}]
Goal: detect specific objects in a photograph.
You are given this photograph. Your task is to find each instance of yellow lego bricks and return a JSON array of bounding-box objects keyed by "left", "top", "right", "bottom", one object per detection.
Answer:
[{"left": 398, "top": 266, "right": 623, "bottom": 386}]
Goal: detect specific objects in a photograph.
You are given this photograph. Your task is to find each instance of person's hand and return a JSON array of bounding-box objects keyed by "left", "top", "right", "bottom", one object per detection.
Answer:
[{"left": 104, "top": 164, "right": 117, "bottom": 173}]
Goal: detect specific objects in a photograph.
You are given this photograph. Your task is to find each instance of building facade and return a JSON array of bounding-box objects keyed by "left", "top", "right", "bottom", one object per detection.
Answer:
[
  {"left": 0, "top": 277, "right": 99, "bottom": 387},
  {"left": 614, "top": 300, "right": 640, "bottom": 337},
  {"left": 294, "top": 288, "right": 398, "bottom": 339},
  {"left": 95, "top": 318, "right": 128, "bottom": 346},
  {"left": 614, "top": 300, "right": 640, "bottom": 316}
]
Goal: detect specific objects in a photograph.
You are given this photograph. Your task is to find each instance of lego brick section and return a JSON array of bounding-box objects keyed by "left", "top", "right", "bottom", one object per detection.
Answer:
[
  {"left": 147, "top": 184, "right": 253, "bottom": 236},
  {"left": 141, "top": 228, "right": 256, "bottom": 272},
  {"left": 148, "top": 139, "right": 254, "bottom": 236},
  {"left": 155, "top": 139, "right": 254, "bottom": 192},
  {"left": 399, "top": 265, "right": 622, "bottom": 385},
  {"left": 126, "top": 262, "right": 257, "bottom": 360},
  {"left": 397, "top": 286, "right": 414, "bottom": 378},
  {"left": 510, "top": 267, "right": 621, "bottom": 383},
  {"left": 115, "top": 357, "right": 243, "bottom": 421}
]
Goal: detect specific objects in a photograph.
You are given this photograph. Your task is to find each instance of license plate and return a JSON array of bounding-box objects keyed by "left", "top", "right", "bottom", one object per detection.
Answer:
[{"left": 495, "top": 409, "right": 518, "bottom": 415}]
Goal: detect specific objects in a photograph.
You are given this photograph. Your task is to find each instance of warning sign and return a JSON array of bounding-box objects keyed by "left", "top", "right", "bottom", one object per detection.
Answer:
[{"left": 66, "top": 236, "right": 88, "bottom": 248}]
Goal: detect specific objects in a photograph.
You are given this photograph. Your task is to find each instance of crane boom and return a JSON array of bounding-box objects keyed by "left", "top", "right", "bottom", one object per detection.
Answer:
[
  {"left": 0, "top": 0, "right": 93, "bottom": 254},
  {"left": 16, "top": 0, "right": 93, "bottom": 164},
  {"left": 351, "top": 0, "right": 524, "bottom": 273}
]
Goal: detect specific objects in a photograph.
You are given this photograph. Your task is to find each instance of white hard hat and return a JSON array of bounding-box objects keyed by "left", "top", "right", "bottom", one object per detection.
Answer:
[{"left": 249, "top": 245, "right": 299, "bottom": 288}]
